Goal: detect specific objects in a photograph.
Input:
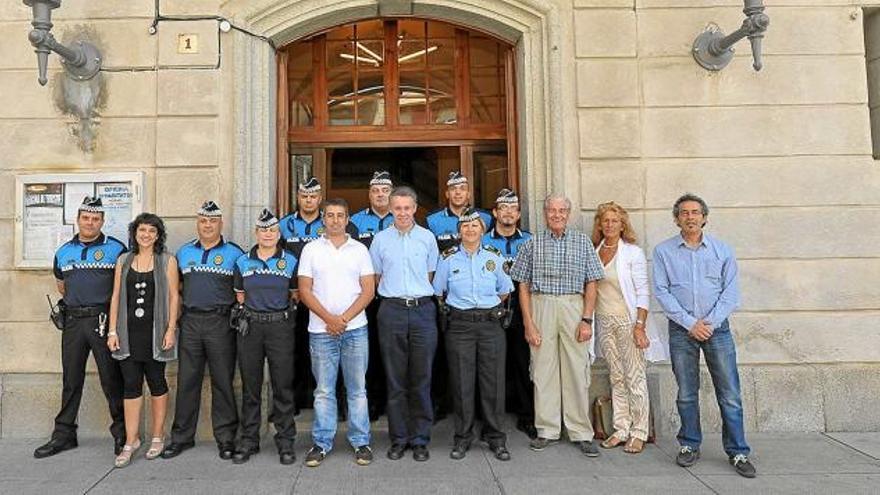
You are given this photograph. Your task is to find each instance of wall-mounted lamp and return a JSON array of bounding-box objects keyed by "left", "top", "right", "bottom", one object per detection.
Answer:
[
  {"left": 23, "top": 0, "right": 103, "bottom": 86},
  {"left": 692, "top": 0, "right": 769, "bottom": 72}
]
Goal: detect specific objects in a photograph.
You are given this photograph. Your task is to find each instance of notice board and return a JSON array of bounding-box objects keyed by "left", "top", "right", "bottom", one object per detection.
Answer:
[{"left": 14, "top": 172, "right": 145, "bottom": 269}]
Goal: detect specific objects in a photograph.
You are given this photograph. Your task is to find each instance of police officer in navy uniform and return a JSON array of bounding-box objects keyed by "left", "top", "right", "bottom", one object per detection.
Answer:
[
  {"left": 350, "top": 171, "right": 394, "bottom": 249},
  {"left": 425, "top": 171, "right": 492, "bottom": 420},
  {"left": 426, "top": 171, "right": 493, "bottom": 252},
  {"left": 481, "top": 188, "right": 536, "bottom": 439},
  {"left": 35, "top": 196, "right": 128, "bottom": 458},
  {"left": 433, "top": 207, "right": 514, "bottom": 461},
  {"left": 232, "top": 209, "right": 299, "bottom": 465},
  {"left": 162, "top": 201, "right": 244, "bottom": 461},
  {"left": 350, "top": 170, "right": 394, "bottom": 420}
]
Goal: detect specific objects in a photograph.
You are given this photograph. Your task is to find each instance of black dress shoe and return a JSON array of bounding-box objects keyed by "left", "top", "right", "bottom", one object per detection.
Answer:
[
  {"left": 412, "top": 445, "right": 430, "bottom": 462},
  {"left": 218, "top": 443, "right": 235, "bottom": 460},
  {"left": 114, "top": 437, "right": 125, "bottom": 456},
  {"left": 449, "top": 441, "right": 469, "bottom": 460},
  {"left": 386, "top": 443, "right": 408, "bottom": 460},
  {"left": 516, "top": 418, "right": 538, "bottom": 440},
  {"left": 490, "top": 444, "right": 511, "bottom": 461},
  {"left": 34, "top": 438, "right": 77, "bottom": 459},
  {"left": 232, "top": 447, "right": 259, "bottom": 464},
  {"left": 160, "top": 441, "right": 195, "bottom": 459},
  {"left": 279, "top": 451, "right": 296, "bottom": 465}
]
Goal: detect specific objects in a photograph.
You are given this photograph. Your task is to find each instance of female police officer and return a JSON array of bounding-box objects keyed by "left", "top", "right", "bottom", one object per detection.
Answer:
[
  {"left": 432, "top": 207, "right": 514, "bottom": 461},
  {"left": 232, "top": 209, "right": 299, "bottom": 465}
]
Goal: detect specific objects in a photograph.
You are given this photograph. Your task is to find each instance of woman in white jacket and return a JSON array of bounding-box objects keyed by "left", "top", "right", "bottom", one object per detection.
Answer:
[{"left": 590, "top": 202, "right": 667, "bottom": 454}]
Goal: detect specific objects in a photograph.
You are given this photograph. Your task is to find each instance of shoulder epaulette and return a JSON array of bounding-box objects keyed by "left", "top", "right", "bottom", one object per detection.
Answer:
[
  {"left": 441, "top": 246, "right": 459, "bottom": 259},
  {"left": 483, "top": 244, "right": 502, "bottom": 256}
]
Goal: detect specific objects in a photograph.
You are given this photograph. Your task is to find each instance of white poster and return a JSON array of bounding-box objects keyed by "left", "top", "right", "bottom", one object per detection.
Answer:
[
  {"left": 23, "top": 205, "right": 72, "bottom": 262},
  {"left": 96, "top": 182, "right": 133, "bottom": 245}
]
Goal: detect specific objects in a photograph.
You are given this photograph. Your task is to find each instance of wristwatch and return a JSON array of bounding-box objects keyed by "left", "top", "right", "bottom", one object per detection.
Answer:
[{"left": 581, "top": 317, "right": 593, "bottom": 325}]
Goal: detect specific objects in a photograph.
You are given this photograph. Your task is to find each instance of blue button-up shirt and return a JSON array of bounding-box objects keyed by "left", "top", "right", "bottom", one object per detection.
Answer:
[
  {"left": 369, "top": 223, "right": 439, "bottom": 298},
  {"left": 53, "top": 233, "right": 127, "bottom": 307},
  {"left": 177, "top": 237, "right": 244, "bottom": 310},
  {"left": 426, "top": 206, "right": 493, "bottom": 252},
  {"left": 433, "top": 245, "right": 513, "bottom": 310},
  {"left": 350, "top": 207, "right": 393, "bottom": 248},
  {"left": 652, "top": 233, "right": 740, "bottom": 330}
]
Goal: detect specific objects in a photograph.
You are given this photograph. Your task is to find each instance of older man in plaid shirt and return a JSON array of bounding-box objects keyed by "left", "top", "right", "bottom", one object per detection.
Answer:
[{"left": 510, "top": 193, "right": 605, "bottom": 456}]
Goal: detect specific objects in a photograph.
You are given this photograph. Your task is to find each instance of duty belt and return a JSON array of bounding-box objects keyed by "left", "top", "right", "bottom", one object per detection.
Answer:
[
  {"left": 383, "top": 296, "right": 433, "bottom": 308},
  {"left": 449, "top": 306, "right": 502, "bottom": 322},
  {"left": 248, "top": 309, "right": 289, "bottom": 323},
  {"left": 67, "top": 305, "right": 108, "bottom": 318}
]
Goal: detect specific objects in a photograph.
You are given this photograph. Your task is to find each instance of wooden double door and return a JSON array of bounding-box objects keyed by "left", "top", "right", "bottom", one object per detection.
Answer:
[{"left": 276, "top": 18, "right": 518, "bottom": 217}]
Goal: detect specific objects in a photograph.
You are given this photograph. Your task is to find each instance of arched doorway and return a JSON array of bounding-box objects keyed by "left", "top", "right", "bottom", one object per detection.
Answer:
[
  {"left": 275, "top": 18, "right": 517, "bottom": 219},
  {"left": 227, "top": 0, "right": 574, "bottom": 244}
]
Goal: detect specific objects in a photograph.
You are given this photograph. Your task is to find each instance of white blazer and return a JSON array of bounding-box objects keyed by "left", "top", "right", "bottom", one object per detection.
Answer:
[{"left": 594, "top": 240, "right": 669, "bottom": 362}]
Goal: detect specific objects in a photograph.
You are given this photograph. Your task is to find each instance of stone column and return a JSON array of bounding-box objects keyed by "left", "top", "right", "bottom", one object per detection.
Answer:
[{"left": 232, "top": 32, "right": 277, "bottom": 246}]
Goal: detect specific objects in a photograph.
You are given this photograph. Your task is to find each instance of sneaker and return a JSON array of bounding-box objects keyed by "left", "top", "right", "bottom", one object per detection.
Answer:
[
  {"left": 676, "top": 446, "right": 700, "bottom": 467},
  {"left": 354, "top": 445, "right": 373, "bottom": 466},
  {"left": 730, "top": 454, "right": 757, "bottom": 478},
  {"left": 529, "top": 437, "right": 558, "bottom": 452},
  {"left": 304, "top": 445, "right": 326, "bottom": 467},
  {"left": 578, "top": 440, "right": 599, "bottom": 458}
]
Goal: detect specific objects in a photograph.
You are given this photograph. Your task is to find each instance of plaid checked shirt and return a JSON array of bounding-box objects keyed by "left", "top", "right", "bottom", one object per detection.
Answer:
[{"left": 510, "top": 228, "right": 604, "bottom": 295}]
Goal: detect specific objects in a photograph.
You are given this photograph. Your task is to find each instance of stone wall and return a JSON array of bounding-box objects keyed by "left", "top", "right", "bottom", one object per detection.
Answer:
[{"left": 1, "top": 0, "right": 879, "bottom": 438}]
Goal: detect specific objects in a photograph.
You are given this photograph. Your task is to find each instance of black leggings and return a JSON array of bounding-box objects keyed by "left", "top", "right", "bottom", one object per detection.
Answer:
[{"left": 120, "top": 358, "right": 168, "bottom": 399}]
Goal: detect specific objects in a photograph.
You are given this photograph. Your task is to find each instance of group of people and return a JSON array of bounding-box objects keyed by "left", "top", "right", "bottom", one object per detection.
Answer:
[{"left": 34, "top": 170, "right": 756, "bottom": 479}]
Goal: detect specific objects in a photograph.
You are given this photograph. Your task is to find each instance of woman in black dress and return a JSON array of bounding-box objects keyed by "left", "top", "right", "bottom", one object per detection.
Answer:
[{"left": 107, "top": 213, "right": 179, "bottom": 467}]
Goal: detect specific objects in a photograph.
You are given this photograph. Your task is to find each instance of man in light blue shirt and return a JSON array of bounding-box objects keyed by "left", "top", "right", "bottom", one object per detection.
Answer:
[
  {"left": 369, "top": 186, "right": 439, "bottom": 462},
  {"left": 653, "top": 193, "right": 755, "bottom": 479}
]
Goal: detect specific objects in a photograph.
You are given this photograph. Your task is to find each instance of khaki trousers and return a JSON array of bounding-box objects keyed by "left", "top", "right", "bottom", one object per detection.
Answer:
[
  {"left": 596, "top": 314, "right": 650, "bottom": 441},
  {"left": 530, "top": 293, "right": 593, "bottom": 441}
]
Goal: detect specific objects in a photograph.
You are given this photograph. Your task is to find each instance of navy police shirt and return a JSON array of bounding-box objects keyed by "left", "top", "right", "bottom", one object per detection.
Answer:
[
  {"left": 279, "top": 211, "right": 359, "bottom": 259},
  {"left": 426, "top": 207, "right": 493, "bottom": 252},
  {"left": 53, "top": 233, "right": 127, "bottom": 307},
  {"left": 350, "top": 207, "right": 393, "bottom": 248},
  {"left": 279, "top": 210, "right": 325, "bottom": 260},
  {"left": 177, "top": 237, "right": 244, "bottom": 310},
  {"left": 482, "top": 228, "right": 532, "bottom": 275},
  {"left": 233, "top": 246, "right": 298, "bottom": 312}
]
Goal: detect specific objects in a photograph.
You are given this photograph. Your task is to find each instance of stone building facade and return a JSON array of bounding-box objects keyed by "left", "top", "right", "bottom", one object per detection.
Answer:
[{"left": 1, "top": 0, "right": 879, "bottom": 438}]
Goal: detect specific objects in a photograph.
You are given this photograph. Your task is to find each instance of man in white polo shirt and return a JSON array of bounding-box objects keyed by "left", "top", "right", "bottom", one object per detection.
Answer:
[{"left": 297, "top": 198, "right": 376, "bottom": 467}]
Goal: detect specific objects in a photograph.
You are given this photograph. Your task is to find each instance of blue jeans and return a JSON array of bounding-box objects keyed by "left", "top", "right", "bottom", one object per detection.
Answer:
[
  {"left": 309, "top": 326, "right": 371, "bottom": 452},
  {"left": 668, "top": 319, "right": 750, "bottom": 457}
]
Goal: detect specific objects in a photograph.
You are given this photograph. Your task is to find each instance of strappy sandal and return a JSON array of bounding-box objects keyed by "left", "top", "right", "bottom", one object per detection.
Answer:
[
  {"left": 114, "top": 439, "right": 142, "bottom": 468},
  {"left": 600, "top": 435, "right": 626, "bottom": 449},
  {"left": 624, "top": 437, "right": 645, "bottom": 454},
  {"left": 145, "top": 437, "right": 164, "bottom": 460}
]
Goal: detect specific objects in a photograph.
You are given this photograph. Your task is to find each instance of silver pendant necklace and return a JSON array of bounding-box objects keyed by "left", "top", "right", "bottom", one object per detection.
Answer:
[{"left": 134, "top": 254, "right": 151, "bottom": 318}]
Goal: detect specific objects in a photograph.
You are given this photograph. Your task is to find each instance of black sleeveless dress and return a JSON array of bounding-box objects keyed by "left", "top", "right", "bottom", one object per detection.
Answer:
[{"left": 126, "top": 269, "right": 155, "bottom": 362}]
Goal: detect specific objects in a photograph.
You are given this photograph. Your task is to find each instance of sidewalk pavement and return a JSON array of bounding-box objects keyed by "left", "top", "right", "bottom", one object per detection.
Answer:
[{"left": 2, "top": 418, "right": 880, "bottom": 494}]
